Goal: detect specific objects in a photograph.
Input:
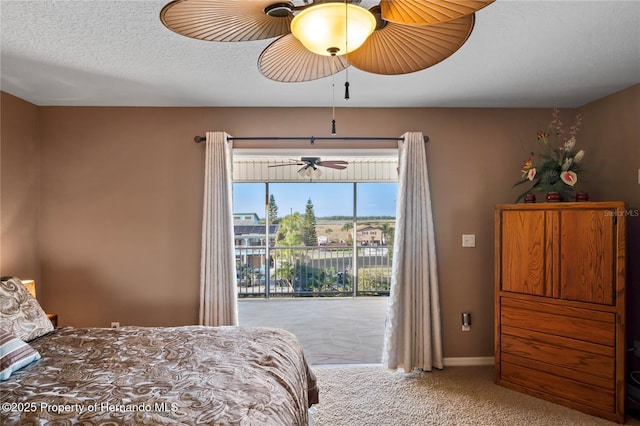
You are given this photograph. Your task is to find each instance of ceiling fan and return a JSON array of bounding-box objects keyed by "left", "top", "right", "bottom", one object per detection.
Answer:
[
  {"left": 268, "top": 157, "right": 348, "bottom": 177},
  {"left": 160, "top": 0, "right": 495, "bottom": 83}
]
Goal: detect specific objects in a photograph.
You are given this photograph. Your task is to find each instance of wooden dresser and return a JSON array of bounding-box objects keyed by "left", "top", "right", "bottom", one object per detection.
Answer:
[{"left": 495, "top": 202, "right": 626, "bottom": 424}]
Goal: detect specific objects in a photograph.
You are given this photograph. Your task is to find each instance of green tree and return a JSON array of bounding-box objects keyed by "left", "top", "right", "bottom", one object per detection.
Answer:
[
  {"left": 341, "top": 222, "right": 353, "bottom": 232},
  {"left": 276, "top": 213, "right": 304, "bottom": 246},
  {"left": 325, "top": 228, "right": 333, "bottom": 242},
  {"left": 341, "top": 222, "right": 354, "bottom": 245},
  {"left": 274, "top": 213, "right": 306, "bottom": 290},
  {"left": 273, "top": 259, "right": 295, "bottom": 287},
  {"left": 268, "top": 194, "right": 279, "bottom": 224},
  {"left": 302, "top": 198, "right": 318, "bottom": 246},
  {"left": 380, "top": 222, "right": 394, "bottom": 245}
]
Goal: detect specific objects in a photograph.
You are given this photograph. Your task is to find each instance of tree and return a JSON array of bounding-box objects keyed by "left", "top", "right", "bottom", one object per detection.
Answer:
[
  {"left": 268, "top": 194, "right": 279, "bottom": 224},
  {"left": 302, "top": 198, "right": 318, "bottom": 246},
  {"left": 341, "top": 222, "right": 354, "bottom": 245},
  {"left": 325, "top": 228, "right": 333, "bottom": 241},
  {"left": 341, "top": 222, "right": 353, "bottom": 231},
  {"left": 276, "top": 213, "right": 304, "bottom": 247},
  {"left": 380, "top": 222, "right": 394, "bottom": 245},
  {"left": 275, "top": 213, "right": 305, "bottom": 280}
]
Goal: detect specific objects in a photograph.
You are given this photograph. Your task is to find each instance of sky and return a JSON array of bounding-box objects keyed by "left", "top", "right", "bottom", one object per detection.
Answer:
[{"left": 233, "top": 182, "right": 397, "bottom": 218}]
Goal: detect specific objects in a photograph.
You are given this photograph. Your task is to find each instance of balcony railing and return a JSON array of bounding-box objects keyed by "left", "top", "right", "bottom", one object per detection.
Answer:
[{"left": 236, "top": 245, "right": 392, "bottom": 298}]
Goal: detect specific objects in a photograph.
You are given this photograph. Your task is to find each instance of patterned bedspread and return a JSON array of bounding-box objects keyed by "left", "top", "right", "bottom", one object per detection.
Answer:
[{"left": 0, "top": 326, "right": 318, "bottom": 425}]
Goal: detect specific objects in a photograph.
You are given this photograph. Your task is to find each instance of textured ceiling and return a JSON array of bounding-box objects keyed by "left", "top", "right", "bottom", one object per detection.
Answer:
[{"left": 1, "top": 0, "right": 639, "bottom": 108}]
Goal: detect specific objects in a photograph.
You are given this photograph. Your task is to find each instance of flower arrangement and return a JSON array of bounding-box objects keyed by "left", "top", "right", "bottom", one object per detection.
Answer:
[{"left": 514, "top": 108, "right": 584, "bottom": 202}]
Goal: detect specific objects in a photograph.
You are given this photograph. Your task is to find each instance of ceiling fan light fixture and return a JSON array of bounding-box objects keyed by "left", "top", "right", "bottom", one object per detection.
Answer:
[
  {"left": 310, "top": 167, "right": 323, "bottom": 178},
  {"left": 290, "top": 3, "right": 376, "bottom": 56},
  {"left": 298, "top": 165, "right": 323, "bottom": 178}
]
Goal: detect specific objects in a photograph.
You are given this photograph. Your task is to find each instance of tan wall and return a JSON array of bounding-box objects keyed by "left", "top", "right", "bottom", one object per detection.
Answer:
[
  {"left": 2, "top": 84, "right": 638, "bottom": 358},
  {"left": 577, "top": 84, "right": 640, "bottom": 207},
  {"left": 0, "top": 93, "right": 41, "bottom": 291},
  {"left": 577, "top": 84, "right": 640, "bottom": 347}
]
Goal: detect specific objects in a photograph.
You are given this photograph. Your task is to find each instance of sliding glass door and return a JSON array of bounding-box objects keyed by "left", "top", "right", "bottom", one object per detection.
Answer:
[{"left": 232, "top": 181, "right": 396, "bottom": 298}]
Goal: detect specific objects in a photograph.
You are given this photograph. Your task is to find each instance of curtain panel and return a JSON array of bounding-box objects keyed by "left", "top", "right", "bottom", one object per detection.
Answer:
[
  {"left": 200, "top": 131, "right": 238, "bottom": 326},
  {"left": 383, "top": 131, "right": 443, "bottom": 372}
]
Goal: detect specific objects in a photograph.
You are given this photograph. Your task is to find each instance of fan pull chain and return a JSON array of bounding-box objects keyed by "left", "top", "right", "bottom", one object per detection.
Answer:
[
  {"left": 344, "top": 0, "right": 350, "bottom": 100},
  {"left": 331, "top": 56, "right": 337, "bottom": 136}
]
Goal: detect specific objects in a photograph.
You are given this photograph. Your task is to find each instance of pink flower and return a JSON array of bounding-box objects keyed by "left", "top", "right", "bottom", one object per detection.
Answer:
[
  {"left": 560, "top": 171, "right": 577, "bottom": 186},
  {"left": 527, "top": 168, "right": 537, "bottom": 181}
]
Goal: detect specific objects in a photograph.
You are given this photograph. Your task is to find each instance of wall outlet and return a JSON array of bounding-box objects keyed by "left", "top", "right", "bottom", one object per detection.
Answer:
[
  {"left": 461, "top": 312, "right": 471, "bottom": 331},
  {"left": 634, "top": 340, "right": 640, "bottom": 357},
  {"left": 111, "top": 322, "right": 120, "bottom": 328}
]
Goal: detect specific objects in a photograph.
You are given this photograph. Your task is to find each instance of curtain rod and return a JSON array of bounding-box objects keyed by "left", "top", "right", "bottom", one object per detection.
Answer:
[{"left": 193, "top": 135, "right": 429, "bottom": 145}]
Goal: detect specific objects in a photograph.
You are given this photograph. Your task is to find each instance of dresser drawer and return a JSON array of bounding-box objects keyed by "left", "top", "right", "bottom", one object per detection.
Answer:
[
  {"left": 501, "top": 330, "right": 614, "bottom": 388},
  {"left": 500, "top": 297, "right": 615, "bottom": 346},
  {"left": 501, "top": 361, "right": 615, "bottom": 413}
]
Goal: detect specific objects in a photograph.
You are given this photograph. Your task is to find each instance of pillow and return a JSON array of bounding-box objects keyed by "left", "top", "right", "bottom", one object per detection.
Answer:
[
  {"left": 0, "top": 329, "right": 41, "bottom": 380},
  {"left": 0, "top": 276, "right": 54, "bottom": 341}
]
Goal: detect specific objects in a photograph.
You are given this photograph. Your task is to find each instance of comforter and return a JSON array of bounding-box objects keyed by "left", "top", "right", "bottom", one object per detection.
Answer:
[{"left": 0, "top": 325, "right": 318, "bottom": 425}]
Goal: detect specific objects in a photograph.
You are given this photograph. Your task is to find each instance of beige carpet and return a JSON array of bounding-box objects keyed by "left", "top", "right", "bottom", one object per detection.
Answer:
[{"left": 311, "top": 365, "right": 640, "bottom": 426}]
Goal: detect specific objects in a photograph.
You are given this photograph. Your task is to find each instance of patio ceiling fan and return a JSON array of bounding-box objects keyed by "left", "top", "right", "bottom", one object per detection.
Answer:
[
  {"left": 160, "top": 0, "right": 494, "bottom": 82},
  {"left": 269, "top": 157, "right": 348, "bottom": 177}
]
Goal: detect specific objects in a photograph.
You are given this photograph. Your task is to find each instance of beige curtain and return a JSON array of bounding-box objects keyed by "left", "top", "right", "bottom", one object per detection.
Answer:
[
  {"left": 200, "top": 131, "right": 238, "bottom": 326},
  {"left": 382, "top": 131, "right": 443, "bottom": 372}
]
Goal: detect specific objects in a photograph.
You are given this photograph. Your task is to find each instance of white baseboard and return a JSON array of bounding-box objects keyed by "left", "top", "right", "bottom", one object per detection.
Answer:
[
  {"left": 313, "top": 358, "right": 495, "bottom": 368},
  {"left": 443, "top": 356, "right": 494, "bottom": 366}
]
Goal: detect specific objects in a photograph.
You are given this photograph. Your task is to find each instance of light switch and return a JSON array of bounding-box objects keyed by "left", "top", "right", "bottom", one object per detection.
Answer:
[{"left": 462, "top": 234, "right": 476, "bottom": 247}]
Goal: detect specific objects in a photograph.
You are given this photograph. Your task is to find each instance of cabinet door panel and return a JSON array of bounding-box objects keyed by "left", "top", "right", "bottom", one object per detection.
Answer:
[
  {"left": 500, "top": 210, "right": 550, "bottom": 296},
  {"left": 558, "top": 210, "right": 615, "bottom": 305}
]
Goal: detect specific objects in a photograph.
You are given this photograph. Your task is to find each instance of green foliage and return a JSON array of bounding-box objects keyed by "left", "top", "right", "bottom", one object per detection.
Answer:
[
  {"left": 514, "top": 109, "right": 584, "bottom": 203},
  {"left": 268, "top": 194, "right": 279, "bottom": 224},
  {"left": 273, "top": 260, "right": 295, "bottom": 285},
  {"left": 379, "top": 223, "right": 394, "bottom": 245},
  {"left": 302, "top": 198, "right": 318, "bottom": 246},
  {"left": 276, "top": 213, "right": 305, "bottom": 247},
  {"left": 357, "top": 269, "right": 391, "bottom": 293}
]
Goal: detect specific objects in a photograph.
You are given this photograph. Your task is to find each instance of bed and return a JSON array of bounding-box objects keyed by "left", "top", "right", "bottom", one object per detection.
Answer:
[{"left": 0, "top": 277, "right": 318, "bottom": 426}]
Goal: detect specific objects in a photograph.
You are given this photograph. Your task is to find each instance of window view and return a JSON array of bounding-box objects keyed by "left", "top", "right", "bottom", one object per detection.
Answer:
[{"left": 233, "top": 182, "right": 396, "bottom": 298}]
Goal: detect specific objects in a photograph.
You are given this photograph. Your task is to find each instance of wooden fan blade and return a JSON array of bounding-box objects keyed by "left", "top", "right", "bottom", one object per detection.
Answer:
[
  {"left": 317, "top": 160, "right": 349, "bottom": 165},
  {"left": 347, "top": 14, "right": 474, "bottom": 75},
  {"left": 317, "top": 161, "right": 349, "bottom": 169},
  {"left": 380, "top": 0, "right": 493, "bottom": 25},
  {"left": 259, "top": 34, "right": 349, "bottom": 82},
  {"left": 160, "top": 0, "right": 292, "bottom": 42},
  {"left": 268, "top": 163, "right": 301, "bottom": 168},
  {"left": 320, "top": 164, "right": 348, "bottom": 170}
]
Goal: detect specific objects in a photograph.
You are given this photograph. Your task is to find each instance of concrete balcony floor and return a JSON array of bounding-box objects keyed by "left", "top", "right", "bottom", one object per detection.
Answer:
[{"left": 238, "top": 297, "right": 388, "bottom": 365}]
